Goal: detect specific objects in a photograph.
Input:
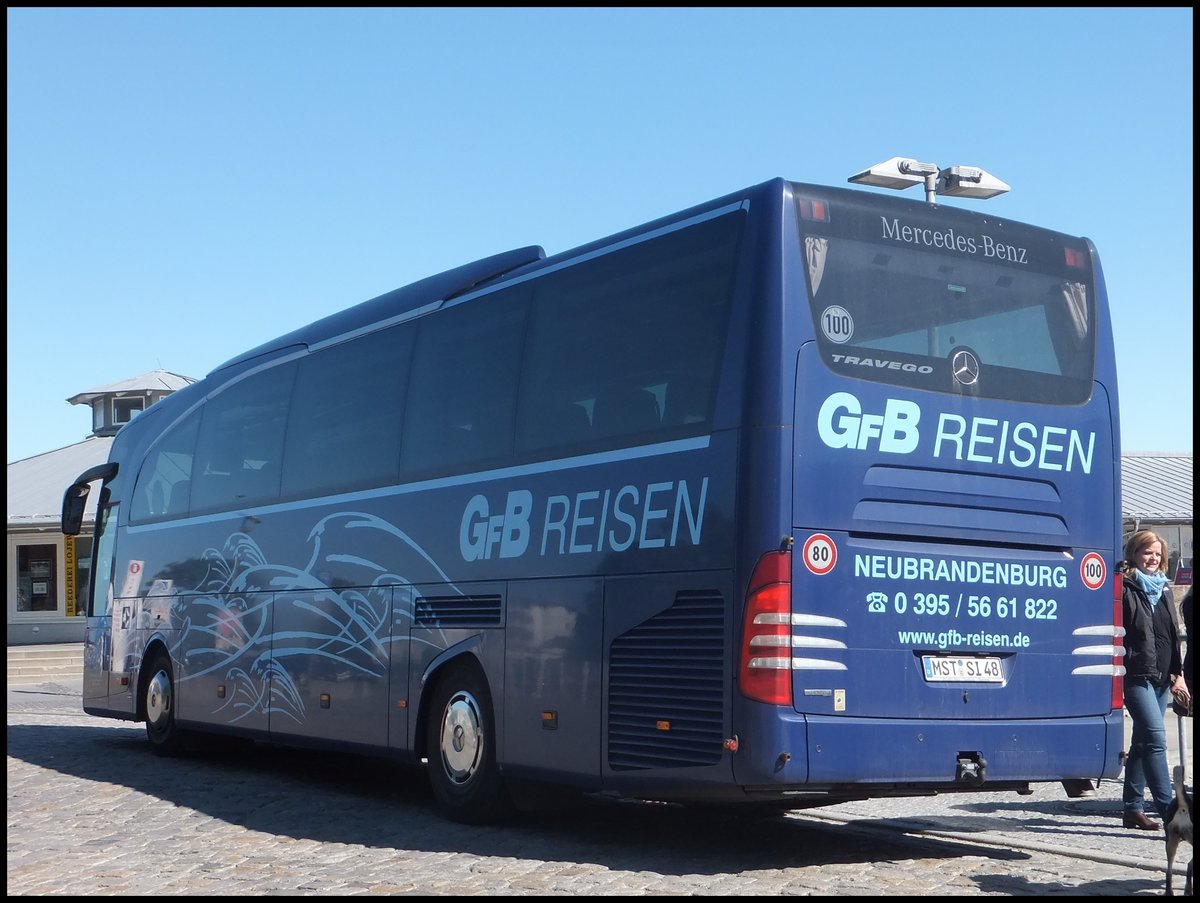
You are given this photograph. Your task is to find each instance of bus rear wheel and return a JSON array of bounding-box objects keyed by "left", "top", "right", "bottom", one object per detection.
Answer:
[
  {"left": 426, "top": 662, "right": 511, "bottom": 824},
  {"left": 143, "top": 650, "right": 185, "bottom": 756}
]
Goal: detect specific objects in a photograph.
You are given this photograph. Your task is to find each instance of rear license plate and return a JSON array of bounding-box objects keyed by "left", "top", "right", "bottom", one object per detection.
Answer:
[{"left": 921, "top": 655, "right": 1003, "bottom": 683}]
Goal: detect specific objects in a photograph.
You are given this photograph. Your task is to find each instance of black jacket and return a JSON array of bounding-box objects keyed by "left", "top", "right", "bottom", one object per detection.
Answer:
[{"left": 1121, "top": 572, "right": 1182, "bottom": 684}]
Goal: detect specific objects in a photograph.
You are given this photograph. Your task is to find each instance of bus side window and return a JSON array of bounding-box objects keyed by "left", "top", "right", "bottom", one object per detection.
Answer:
[
  {"left": 164, "top": 479, "right": 190, "bottom": 516},
  {"left": 281, "top": 323, "right": 409, "bottom": 499},
  {"left": 662, "top": 379, "right": 709, "bottom": 427},
  {"left": 129, "top": 410, "right": 200, "bottom": 523},
  {"left": 227, "top": 458, "right": 278, "bottom": 504},
  {"left": 591, "top": 386, "right": 661, "bottom": 439},
  {"left": 555, "top": 401, "right": 593, "bottom": 445},
  {"left": 149, "top": 483, "right": 165, "bottom": 515},
  {"left": 517, "top": 398, "right": 593, "bottom": 453},
  {"left": 401, "top": 289, "right": 526, "bottom": 477},
  {"left": 191, "top": 362, "right": 295, "bottom": 512}
]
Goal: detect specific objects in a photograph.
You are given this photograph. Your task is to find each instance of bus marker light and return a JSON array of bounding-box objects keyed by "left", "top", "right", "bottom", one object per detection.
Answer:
[
  {"left": 656, "top": 720, "right": 671, "bottom": 732},
  {"left": 542, "top": 711, "right": 558, "bottom": 730},
  {"left": 798, "top": 198, "right": 830, "bottom": 222},
  {"left": 319, "top": 693, "right": 331, "bottom": 709},
  {"left": 216, "top": 685, "right": 225, "bottom": 699}
]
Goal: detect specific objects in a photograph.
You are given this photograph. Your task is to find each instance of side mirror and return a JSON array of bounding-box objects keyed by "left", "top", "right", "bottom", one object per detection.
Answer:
[
  {"left": 61, "top": 462, "right": 118, "bottom": 536},
  {"left": 62, "top": 485, "right": 88, "bottom": 536}
]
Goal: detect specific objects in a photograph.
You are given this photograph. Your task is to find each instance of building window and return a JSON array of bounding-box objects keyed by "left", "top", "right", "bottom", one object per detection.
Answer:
[
  {"left": 112, "top": 396, "right": 145, "bottom": 425},
  {"left": 16, "top": 544, "right": 58, "bottom": 613}
]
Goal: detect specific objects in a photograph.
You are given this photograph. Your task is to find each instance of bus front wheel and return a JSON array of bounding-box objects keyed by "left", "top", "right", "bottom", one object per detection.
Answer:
[
  {"left": 426, "top": 662, "right": 511, "bottom": 824},
  {"left": 143, "top": 650, "right": 185, "bottom": 756}
]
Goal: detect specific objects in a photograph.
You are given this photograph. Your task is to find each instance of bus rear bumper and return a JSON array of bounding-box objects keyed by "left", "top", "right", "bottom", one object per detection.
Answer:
[{"left": 733, "top": 709, "right": 1123, "bottom": 788}]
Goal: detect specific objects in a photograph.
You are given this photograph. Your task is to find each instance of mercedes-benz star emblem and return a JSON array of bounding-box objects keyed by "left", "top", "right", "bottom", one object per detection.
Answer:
[{"left": 951, "top": 350, "right": 980, "bottom": 386}]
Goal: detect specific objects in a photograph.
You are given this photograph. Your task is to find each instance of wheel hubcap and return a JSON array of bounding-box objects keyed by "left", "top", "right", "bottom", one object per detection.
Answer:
[
  {"left": 146, "top": 669, "right": 172, "bottom": 729},
  {"left": 440, "top": 691, "right": 483, "bottom": 784}
]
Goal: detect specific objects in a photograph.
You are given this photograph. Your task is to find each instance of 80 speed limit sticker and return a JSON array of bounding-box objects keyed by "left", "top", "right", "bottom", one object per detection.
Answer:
[{"left": 802, "top": 533, "right": 837, "bottom": 576}]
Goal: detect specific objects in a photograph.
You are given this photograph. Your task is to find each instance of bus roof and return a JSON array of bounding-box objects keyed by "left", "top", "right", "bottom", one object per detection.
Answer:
[{"left": 212, "top": 244, "right": 545, "bottom": 375}]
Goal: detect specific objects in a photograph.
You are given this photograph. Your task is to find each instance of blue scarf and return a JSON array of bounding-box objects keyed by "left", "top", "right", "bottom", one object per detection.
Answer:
[{"left": 1133, "top": 569, "right": 1168, "bottom": 605}]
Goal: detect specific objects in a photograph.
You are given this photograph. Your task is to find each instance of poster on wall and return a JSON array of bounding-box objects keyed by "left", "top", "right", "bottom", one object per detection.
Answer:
[{"left": 1175, "top": 558, "right": 1192, "bottom": 586}]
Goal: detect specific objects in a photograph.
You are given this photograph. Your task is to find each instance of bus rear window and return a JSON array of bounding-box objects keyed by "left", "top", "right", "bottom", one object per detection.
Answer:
[{"left": 801, "top": 233, "right": 1096, "bottom": 405}]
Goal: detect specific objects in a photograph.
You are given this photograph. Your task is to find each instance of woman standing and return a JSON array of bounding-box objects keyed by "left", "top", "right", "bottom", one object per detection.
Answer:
[{"left": 1119, "top": 529, "right": 1190, "bottom": 830}]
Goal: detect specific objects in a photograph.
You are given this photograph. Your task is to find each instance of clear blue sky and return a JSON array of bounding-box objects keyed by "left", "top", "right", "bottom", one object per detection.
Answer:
[{"left": 7, "top": 8, "right": 1193, "bottom": 464}]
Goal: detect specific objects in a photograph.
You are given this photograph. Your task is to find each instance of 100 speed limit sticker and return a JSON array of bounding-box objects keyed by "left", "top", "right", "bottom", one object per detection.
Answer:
[{"left": 1080, "top": 552, "right": 1106, "bottom": 590}]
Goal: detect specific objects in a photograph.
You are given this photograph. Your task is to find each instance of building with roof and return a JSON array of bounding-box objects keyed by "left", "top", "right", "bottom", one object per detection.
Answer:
[
  {"left": 6, "top": 371, "right": 1194, "bottom": 644},
  {"left": 1121, "top": 452, "right": 1194, "bottom": 582},
  {"left": 64, "top": 369, "right": 196, "bottom": 438},
  {"left": 7, "top": 371, "right": 195, "bottom": 644}
]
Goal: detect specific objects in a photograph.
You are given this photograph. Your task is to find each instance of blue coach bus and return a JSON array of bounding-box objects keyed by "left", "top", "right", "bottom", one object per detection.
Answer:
[{"left": 64, "top": 159, "right": 1125, "bottom": 823}]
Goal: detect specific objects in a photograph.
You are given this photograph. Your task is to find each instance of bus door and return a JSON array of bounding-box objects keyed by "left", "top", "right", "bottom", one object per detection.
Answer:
[{"left": 81, "top": 502, "right": 139, "bottom": 716}]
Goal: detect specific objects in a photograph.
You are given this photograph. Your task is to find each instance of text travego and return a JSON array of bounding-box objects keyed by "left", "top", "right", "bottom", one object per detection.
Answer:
[{"left": 831, "top": 354, "right": 934, "bottom": 374}]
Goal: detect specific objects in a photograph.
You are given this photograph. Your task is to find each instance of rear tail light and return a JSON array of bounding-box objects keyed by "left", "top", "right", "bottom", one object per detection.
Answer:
[{"left": 739, "top": 550, "right": 792, "bottom": 705}]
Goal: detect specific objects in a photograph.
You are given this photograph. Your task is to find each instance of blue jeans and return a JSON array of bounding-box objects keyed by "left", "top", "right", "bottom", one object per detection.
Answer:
[{"left": 1123, "top": 676, "right": 1173, "bottom": 819}]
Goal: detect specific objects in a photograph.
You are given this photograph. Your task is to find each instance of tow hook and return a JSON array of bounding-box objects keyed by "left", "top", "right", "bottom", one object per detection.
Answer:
[{"left": 956, "top": 752, "right": 988, "bottom": 786}]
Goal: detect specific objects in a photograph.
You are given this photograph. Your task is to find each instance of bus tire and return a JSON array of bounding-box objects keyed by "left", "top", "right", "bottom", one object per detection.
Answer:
[
  {"left": 426, "top": 662, "right": 512, "bottom": 824},
  {"left": 142, "top": 649, "right": 185, "bottom": 756}
]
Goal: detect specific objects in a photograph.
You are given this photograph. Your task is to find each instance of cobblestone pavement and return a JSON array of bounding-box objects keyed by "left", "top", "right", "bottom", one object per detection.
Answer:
[{"left": 8, "top": 680, "right": 1190, "bottom": 896}]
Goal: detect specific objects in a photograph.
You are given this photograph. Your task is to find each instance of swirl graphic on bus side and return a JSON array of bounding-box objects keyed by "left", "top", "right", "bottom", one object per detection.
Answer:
[{"left": 154, "top": 511, "right": 456, "bottom": 725}]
